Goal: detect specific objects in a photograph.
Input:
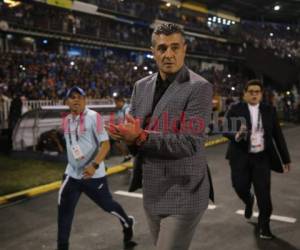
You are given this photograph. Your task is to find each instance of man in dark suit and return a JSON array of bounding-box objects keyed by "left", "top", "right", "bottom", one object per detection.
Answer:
[
  {"left": 107, "top": 23, "right": 213, "bottom": 250},
  {"left": 224, "top": 79, "right": 291, "bottom": 240}
]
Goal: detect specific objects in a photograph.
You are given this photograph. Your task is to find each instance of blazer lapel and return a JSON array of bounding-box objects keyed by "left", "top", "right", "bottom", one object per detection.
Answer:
[
  {"left": 139, "top": 74, "right": 157, "bottom": 128},
  {"left": 259, "top": 103, "right": 268, "bottom": 131},
  {"left": 151, "top": 80, "right": 182, "bottom": 119},
  {"left": 243, "top": 102, "right": 252, "bottom": 130},
  {"left": 149, "top": 66, "right": 189, "bottom": 129}
]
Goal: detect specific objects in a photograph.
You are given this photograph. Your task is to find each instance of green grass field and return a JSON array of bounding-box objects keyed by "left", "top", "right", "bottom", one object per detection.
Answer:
[{"left": 0, "top": 155, "right": 65, "bottom": 196}]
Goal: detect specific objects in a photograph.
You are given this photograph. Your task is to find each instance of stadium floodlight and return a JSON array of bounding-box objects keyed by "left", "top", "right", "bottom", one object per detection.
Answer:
[
  {"left": 146, "top": 54, "right": 154, "bottom": 59},
  {"left": 23, "top": 36, "right": 34, "bottom": 43},
  {"left": 4, "top": 0, "right": 21, "bottom": 8},
  {"left": 144, "top": 66, "right": 148, "bottom": 71},
  {"left": 133, "top": 66, "right": 138, "bottom": 70},
  {"left": 19, "top": 65, "right": 25, "bottom": 71},
  {"left": 274, "top": 5, "right": 280, "bottom": 11}
]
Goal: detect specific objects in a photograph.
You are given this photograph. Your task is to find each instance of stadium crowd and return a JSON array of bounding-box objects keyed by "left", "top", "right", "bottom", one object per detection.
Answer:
[
  {"left": 0, "top": 1, "right": 151, "bottom": 47},
  {"left": 93, "top": 0, "right": 159, "bottom": 20},
  {"left": 0, "top": 50, "right": 150, "bottom": 100},
  {"left": 242, "top": 21, "right": 300, "bottom": 61},
  {"left": 0, "top": 0, "right": 299, "bottom": 104},
  {"left": 0, "top": 2, "right": 244, "bottom": 58},
  {"left": 157, "top": 5, "right": 233, "bottom": 37},
  {"left": 0, "top": 49, "right": 246, "bottom": 101}
]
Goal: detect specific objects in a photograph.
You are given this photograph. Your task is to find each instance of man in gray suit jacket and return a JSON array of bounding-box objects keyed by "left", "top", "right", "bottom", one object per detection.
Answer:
[{"left": 107, "top": 23, "right": 213, "bottom": 250}]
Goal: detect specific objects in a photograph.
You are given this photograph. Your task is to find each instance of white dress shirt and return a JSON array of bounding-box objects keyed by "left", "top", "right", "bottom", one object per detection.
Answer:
[{"left": 248, "top": 104, "right": 265, "bottom": 153}]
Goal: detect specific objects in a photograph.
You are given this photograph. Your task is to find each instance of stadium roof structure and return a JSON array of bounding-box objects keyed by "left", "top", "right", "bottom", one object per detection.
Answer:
[{"left": 195, "top": 0, "right": 300, "bottom": 23}]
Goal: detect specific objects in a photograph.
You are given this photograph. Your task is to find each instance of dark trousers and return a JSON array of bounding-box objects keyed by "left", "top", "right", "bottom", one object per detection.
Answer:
[
  {"left": 230, "top": 151, "right": 272, "bottom": 226},
  {"left": 57, "top": 175, "right": 131, "bottom": 249}
]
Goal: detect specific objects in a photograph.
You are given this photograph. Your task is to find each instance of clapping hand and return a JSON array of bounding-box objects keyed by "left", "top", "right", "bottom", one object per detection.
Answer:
[{"left": 106, "top": 114, "right": 143, "bottom": 145}]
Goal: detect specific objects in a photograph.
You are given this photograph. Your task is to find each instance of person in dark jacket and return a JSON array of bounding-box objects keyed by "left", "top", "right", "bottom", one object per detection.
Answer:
[{"left": 223, "top": 79, "right": 291, "bottom": 240}]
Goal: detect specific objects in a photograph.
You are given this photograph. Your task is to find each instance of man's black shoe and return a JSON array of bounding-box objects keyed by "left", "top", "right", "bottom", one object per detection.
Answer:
[
  {"left": 123, "top": 216, "right": 135, "bottom": 243},
  {"left": 259, "top": 224, "right": 274, "bottom": 240},
  {"left": 57, "top": 243, "right": 69, "bottom": 250},
  {"left": 124, "top": 240, "right": 137, "bottom": 249},
  {"left": 244, "top": 195, "right": 254, "bottom": 219}
]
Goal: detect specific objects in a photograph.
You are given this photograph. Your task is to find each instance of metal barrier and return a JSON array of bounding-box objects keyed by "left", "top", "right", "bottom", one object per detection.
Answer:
[
  {"left": 24, "top": 100, "right": 63, "bottom": 110},
  {"left": 24, "top": 99, "right": 114, "bottom": 110}
]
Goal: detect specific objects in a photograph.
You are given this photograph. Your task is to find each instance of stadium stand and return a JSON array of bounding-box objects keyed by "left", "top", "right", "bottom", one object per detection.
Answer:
[{"left": 0, "top": 0, "right": 299, "bottom": 130}]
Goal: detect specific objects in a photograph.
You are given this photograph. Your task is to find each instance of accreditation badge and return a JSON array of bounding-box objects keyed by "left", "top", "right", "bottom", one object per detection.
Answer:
[
  {"left": 250, "top": 131, "right": 264, "bottom": 153},
  {"left": 71, "top": 144, "right": 85, "bottom": 160}
]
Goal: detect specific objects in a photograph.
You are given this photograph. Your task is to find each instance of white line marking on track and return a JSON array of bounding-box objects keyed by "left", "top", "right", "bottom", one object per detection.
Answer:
[
  {"left": 115, "top": 190, "right": 143, "bottom": 198},
  {"left": 236, "top": 210, "right": 297, "bottom": 223},
  {"left": 114, "top": 190, "right": 217, "bottom": 210},
  {"left": 208, "top": 204, "right": 217, "bottom": 210}
]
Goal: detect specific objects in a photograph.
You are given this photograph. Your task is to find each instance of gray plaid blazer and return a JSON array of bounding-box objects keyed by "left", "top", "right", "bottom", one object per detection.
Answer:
[{"left": 128, "top": 66, "right": 213, "bottom": 215}]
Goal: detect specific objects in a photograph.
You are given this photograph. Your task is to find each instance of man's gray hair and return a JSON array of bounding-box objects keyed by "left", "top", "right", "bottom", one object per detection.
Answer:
[{"left": 151, "top": 23, "right": 185, "bottom": 46}]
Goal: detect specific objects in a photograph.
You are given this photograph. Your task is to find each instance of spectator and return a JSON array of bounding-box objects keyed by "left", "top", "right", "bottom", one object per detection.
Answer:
[{"left": 36, "top": 128, "right": 65, "bottom": 155}]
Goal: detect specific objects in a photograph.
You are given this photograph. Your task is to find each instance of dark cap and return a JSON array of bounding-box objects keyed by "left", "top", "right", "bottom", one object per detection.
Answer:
[
  {"left": 65, "top": 86, "right": 86, "bottom": 99},
  {"left": 113, "top": 94, "right": 125, "bottom": 101}
]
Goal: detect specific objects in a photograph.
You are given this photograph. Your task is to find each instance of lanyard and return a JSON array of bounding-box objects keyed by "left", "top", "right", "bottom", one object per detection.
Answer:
[
  {"left": 67, "top": 113, "right": 85, "bottom": 145},
  {"left": 257, "top": 112, "right": 262, "bottom": 131},
  {"left": 68, "top": 120, "right": 79, "bottom": 145}
]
